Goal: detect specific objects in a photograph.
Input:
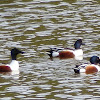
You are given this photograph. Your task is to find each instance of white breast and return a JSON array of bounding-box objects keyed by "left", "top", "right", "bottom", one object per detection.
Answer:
[
  {"left": 7, "top": 60, "right": 19, "bottom": 71},
  {"left": 74, "top": 49, "right": 83, "bottom": 56},
  {"left": 73, "top": 49, "right": 83, "bottom": 60}
]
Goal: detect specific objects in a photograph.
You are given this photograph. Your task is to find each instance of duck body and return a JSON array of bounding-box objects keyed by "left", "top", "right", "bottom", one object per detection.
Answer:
[
  {"left": 58, "top": 49, "right": 83, "bottom": 59},
  {"left": 74, "top": 56, "right": 100, "bottom": 74},
  {"left": 0, "top": 48, "right": 24, "bottom": 72},
  {"left": 59, "top": 50, "right": 75, "bottom": 59},
  {"left": 47, "top": 39, "right": 84, "bottom": 60},
  {"left": 0, "top": 65, "right": 11, "bottom": 72}
]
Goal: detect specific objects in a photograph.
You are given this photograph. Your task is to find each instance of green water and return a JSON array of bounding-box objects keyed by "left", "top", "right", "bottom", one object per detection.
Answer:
[{"left": 0, "top": 0, "right": 100, "bottom": 99}]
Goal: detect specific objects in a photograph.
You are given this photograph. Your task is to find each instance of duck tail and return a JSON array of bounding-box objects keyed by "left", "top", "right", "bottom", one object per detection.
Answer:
[
  {"left": 47, "top": 48, "right": 54, "bottom": 58},
  {"left": 73, "top": 65, "right": 80, "bottom": 74}
]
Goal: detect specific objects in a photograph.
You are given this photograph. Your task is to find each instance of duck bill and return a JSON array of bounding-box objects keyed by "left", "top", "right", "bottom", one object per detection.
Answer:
[{"left": 19, "top": 51, "right": 25, "bottom": 54}]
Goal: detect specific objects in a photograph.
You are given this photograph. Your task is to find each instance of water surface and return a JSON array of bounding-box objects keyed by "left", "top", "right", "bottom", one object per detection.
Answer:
[{"left": 0, "top": 0, "right": 100, "bottom": 99}]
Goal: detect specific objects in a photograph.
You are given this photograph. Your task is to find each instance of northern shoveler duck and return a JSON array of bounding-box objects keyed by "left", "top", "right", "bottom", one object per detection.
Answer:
[
  {"left": 0, "top": 48, "right": 24, "bottom": 72},
  {"left": 74, "top": 56, "right": 100, "bottom": 74},
  {"left": 47, "top": 39, "right": 85, "bottom": 60}
]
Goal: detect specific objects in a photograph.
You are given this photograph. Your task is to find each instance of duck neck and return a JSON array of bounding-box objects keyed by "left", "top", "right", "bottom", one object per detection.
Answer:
[
  {"left": 74, "top": 43, "right": 81, "bottom": 49},
  {"left": 11, "top": 54, "right": 17, "bottom": 60}
]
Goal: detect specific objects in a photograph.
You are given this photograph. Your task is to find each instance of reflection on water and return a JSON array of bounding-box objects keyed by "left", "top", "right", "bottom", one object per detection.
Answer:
[{"left": 0, "top": 0, "right": 100, "bottom": 99}]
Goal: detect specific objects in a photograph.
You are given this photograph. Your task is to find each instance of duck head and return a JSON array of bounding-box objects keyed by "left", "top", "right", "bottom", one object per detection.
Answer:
[
  {"left": 11, "top": 48, "right": 24, "bottom": 60},
  {"left": 74, "top": 39, "right": 85, "bottom": 49},
  {"left": 90, "top": 56, "right": 100, "bottom": 64}
]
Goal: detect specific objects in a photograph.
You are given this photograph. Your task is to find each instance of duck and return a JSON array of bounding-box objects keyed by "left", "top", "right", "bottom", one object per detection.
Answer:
[
  {"left": 74, "top": 56, "right": 100, "bottom": 74},
  {"left": 47, "top": 39, "right": 85, "bottom": 60},
  {"left": 0, "top": 48, "right": 24, "bottom": 72}
]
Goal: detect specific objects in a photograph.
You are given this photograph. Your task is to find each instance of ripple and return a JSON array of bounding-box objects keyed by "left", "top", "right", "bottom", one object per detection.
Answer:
[{"left": 0, "top": 0, "right": 100, "bottom": 100}]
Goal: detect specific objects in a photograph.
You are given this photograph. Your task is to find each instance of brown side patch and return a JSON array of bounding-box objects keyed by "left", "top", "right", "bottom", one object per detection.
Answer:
[
  {"left": 0, "top": 66, "right": 12, "bottom": 72},
  {"left": 85, "top": 65, "right": 98, "bottom": 74},
  {"left": 59, "top": 51, "right": 75, "bottom": 59}
]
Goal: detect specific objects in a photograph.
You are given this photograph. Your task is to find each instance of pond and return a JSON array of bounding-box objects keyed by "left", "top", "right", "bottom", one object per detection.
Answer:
[{"left": 0, "top": 0, "right": 100, "bottom": 99}]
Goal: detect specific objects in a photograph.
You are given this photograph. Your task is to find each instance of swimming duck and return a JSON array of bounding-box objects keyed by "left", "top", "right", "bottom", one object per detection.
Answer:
[
  {"left": 0, "top": 48, "right": 24, "bottom": 72},
  {"left": 74, "top": 56, "right": 100, "bottom": 74},
  {"left": 47, "top": 39, "right": 85, "bottom": 60}
]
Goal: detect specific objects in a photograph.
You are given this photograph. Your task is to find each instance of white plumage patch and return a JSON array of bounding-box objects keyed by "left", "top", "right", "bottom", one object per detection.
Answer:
[
  {"left": 52, "top": 52, "right": 59, "bottom": 57},
  {"left": 7, "top": 60, "right": 19, "bottom": 71},
  {"left": 78, "top": 64, "right": 88, "bottom": 73},
  {"left": 73, "top": 49, "right": 83, "bottom": 60}
]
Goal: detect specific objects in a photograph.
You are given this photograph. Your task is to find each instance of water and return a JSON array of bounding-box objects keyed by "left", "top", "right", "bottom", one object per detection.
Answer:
[{"left": 0, "top": 0, "right": 100, "bottom": 99}]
